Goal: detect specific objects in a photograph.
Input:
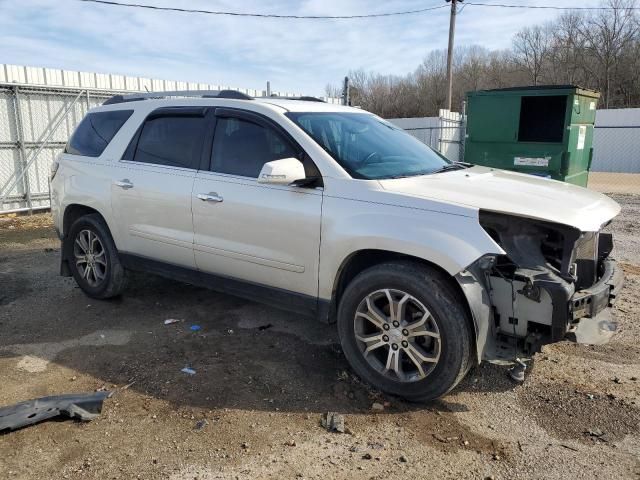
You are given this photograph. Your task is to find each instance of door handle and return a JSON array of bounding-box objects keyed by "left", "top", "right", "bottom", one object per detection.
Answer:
[
  {"left": 115, "top": 179, "right": 134, "bottom": 190},
  {"left": 196, "top": 192, "right": 223, "bottom": 203}
]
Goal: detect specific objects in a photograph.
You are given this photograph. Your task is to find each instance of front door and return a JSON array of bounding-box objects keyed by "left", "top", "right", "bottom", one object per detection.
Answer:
[{"left": 192, "top": 108, "right": 323, "bottom": 300}]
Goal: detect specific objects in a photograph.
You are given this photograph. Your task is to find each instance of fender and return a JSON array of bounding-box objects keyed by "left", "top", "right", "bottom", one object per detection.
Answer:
[
  {"left": 56, "top": 155, "right": 121, "bottom": 247},
  {"left": 319, "top": 194, "right": 504, "bottom": 362},
  {"left": 319, "top": 195, "right": 503, "bottom": 300}
]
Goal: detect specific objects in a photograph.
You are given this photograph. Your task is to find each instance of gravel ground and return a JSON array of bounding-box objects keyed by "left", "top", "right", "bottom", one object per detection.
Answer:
[
  {"left": 0, "top": 196, "right": 639, "bottom": 480},
  {"left": 604, "top": 194, "right": 640, "bottom": 264}
]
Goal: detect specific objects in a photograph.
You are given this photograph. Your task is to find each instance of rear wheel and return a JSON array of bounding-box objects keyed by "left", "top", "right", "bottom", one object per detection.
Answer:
[
  {"left": 337, "top": 261, "right": 473, "bottom": 401},
  {"left": 66, "top": 214, "right": 125, "bottom": 299}
]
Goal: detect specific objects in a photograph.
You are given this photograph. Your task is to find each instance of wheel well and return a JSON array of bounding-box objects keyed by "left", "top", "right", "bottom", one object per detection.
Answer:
[
  {"left": 60, "top": 205, "right": 110, "bottom": 277},
  {"left": 334, "top": 250, "right": 462, "bottom": 304},
  {"left": 62, "top": 204, "right": 101, "bottom": 238},
  {"left": 331, "top": 250, "right": 476, "bottom": 358}
]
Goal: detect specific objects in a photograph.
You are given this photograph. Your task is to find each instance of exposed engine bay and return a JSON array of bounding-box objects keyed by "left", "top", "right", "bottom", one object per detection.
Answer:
[{"left": 475, "top": 211, "right": 624, "bottom": 360}]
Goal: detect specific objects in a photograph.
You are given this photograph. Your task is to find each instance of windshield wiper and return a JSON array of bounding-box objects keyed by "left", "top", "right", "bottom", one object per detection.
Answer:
[
  {"left": 381, "top": 163, "right": 473, "bottom": 180},
  {"left": 429, "top": 162, "right": 473, "bottom": 174}
]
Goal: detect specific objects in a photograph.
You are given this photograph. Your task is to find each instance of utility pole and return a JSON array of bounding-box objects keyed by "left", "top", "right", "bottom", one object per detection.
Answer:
[
  {"left": 445, "top": 0, "right": 462, "bottom": 111},
  {"left": 342, "top": 76, "right": 350, "bottom": 106}
]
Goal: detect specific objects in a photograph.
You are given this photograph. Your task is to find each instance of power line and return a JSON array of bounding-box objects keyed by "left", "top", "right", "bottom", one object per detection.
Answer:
[
  {"left": 465, "top": 2, "right": 640, "bottom": 10},
  {"left": 75, "top": 0, "right": 640, "bottom": 20},
  {"left": 77, "top": 0, "right": 449, "bottom": 18}
]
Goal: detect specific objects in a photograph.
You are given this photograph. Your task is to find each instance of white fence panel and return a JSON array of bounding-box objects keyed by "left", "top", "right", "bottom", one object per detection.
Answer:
[
  {"left": 391, "top": 109, "right": 639, "bottom": 173},
  {"left": 0, "top": 64, "right": 341, "bottom": 213},
  {"left": 388, "top": 110, "right": 464, "bottom": 163},
  {"left": 592, "top": 108, "right": 640, "bottom": 173}
]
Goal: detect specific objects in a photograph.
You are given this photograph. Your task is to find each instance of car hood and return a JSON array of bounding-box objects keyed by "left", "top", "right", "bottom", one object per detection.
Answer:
[{"left": 378, "top": 166, "right": 620, "bottom": 232}]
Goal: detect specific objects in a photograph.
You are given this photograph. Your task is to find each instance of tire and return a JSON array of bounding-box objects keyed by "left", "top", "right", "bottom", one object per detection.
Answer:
[
  {"left": 65, "top": 213, "right": 126, "bottom": 299},
  {"left": 337, "top": 261, "right": 473, "bottom": 402}
]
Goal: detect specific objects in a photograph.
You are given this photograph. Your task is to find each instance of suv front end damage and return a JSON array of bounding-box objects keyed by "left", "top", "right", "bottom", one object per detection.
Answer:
[{"left": 459, "top": 211, "right": 623, "bottom": 362}]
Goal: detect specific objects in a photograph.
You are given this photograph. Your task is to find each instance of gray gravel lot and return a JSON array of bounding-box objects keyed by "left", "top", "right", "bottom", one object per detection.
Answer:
[
  {"left": 605, "top": 194, "right": 640, "bottom": 264},
  {"left": 0, "top": 195, "right": 638, "bottom": 480}
]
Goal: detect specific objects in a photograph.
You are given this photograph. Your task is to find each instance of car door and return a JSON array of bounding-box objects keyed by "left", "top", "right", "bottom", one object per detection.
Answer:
[
  {"left": 192, "top": 108, "right": 323, "bottom": 305},
  {"left": 111, "top": 106, "right": 211, "bottom": 268}
]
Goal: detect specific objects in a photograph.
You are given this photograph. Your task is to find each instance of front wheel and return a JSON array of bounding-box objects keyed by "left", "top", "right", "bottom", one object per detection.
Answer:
[
  {"left": 66, "top": 213, "right": 126, "bottom": 299},
  {"left": 337, "top": 261, "right": 473, "bottom": 401}
]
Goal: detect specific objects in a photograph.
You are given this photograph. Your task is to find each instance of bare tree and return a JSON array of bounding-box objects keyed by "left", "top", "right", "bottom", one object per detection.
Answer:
[
  {"left": 512, "top": 25, "right": 552, "bottom": 85},
  {"left": 579, "top": 0, "right": 639, "bottom": 107},
  {"left": 415, "top": 49, "right": 449, "bottom": 114},
  {"left": 548, "top": 12, "right": 587, "bottom": 85},
  {"left": 457, "top": 46, "right": 489, "bottom": 92},
  {"left": 324, "top": 83, "right": 342, "bottom": 99},
  {"left": 341, "top": 0, "right": 640, "bottom": 118}
]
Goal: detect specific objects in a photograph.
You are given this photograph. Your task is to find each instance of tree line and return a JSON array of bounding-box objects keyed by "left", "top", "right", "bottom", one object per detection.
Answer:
[{"left": 329, "top": 0, "right": 640, "bottom": 118}]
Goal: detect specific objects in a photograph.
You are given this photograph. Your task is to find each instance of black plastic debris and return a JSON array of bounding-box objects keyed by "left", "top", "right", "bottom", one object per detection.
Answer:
[
  {"left": 321, "top": 412, "right": 345, "bottom": 433},
  {"left": 0, "top": 391, "right": 111, "bottom": 433}
]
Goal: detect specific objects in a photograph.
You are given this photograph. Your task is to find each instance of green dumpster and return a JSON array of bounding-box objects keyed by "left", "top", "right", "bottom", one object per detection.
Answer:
[{"left": 464, "top": 85, "right": 600, "bottom": 187}]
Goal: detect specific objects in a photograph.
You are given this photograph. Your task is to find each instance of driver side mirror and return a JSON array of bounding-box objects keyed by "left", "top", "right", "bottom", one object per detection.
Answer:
[{"left": 257, "top": 158, "right": 306, "bottom": 185}]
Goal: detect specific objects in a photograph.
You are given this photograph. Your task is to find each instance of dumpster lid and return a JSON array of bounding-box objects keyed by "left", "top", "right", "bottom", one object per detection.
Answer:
[{"left": 469, "top": 85, "right": 600, "bottom": 98}]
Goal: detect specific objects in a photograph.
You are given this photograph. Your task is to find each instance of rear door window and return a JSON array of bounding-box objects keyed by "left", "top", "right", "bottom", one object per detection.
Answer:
[
  {"left": 131, "top": 114, "right": 207, "bottom": 169},
  {"left": 65, "top": 110, "right": 133, "bottom": 157},
  {"left": 211, "top": 117, "right": 297, "bottom": 178}
]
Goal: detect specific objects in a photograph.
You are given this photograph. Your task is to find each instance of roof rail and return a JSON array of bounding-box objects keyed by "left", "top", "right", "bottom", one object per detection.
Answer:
[
  {"left": 267, "top": 95, "right": 325, "bottom": 103},
  {"left": 103, "top": 89, "right": 253, "bottom": 105}
]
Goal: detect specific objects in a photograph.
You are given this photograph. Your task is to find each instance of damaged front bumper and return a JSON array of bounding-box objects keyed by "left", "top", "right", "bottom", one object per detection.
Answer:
[
  {"left": 572, "top": 258, "right": 624, "bottom": 321},
  {"left": 457, "top": 212, "right": 624, "bottom": 363}
]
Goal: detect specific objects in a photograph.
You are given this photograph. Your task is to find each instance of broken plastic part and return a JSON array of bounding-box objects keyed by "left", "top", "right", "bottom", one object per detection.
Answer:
[
  {"left": 0, "top": 391, "right": 111, "bottom": 433},
  {"left": 508, "top": 359, "right": 527, "bottom": 383}
]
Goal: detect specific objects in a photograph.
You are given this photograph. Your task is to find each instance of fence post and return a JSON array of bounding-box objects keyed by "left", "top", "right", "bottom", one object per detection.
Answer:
[
  {"left": 438, "top": 113, "right": 443, "bottom": 155},
  {"left": 13, "top": 86, "right": 33, "bottom": 214},
  {"left": 0, "top": 88, "right": 86, "bottom": 210},
  {"left": 460, "top": 100, "right": 466, "bottom": 162}
]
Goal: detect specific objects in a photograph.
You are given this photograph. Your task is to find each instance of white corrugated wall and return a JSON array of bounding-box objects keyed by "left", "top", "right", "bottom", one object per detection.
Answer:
[
  {"left": 0, "top": 64, "right": 342, "bottom": 212},
  {"left": 592, "top": 108, "right": 640, "bottom": 173}
]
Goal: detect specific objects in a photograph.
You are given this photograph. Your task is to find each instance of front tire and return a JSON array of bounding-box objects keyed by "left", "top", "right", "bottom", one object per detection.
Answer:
[
  {"left": 337, "top": 261, "right": 473, "bottom": 401},
  {"left": 66, "top": 214, "right": 125, "bottom": 299}
]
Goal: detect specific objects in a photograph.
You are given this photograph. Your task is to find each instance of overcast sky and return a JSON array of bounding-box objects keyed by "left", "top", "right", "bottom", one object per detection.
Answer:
[{"left": 0, "top": 0, "right": 603, "bottom": 95}]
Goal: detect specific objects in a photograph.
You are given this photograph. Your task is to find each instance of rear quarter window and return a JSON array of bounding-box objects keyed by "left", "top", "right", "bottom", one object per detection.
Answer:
[{"left": 65, "top": 110, "right": 133, "bottom": 157}]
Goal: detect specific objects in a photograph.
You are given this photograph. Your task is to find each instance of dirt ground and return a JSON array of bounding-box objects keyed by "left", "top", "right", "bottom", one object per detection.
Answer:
[
  {"left": 0, "top": 196, "right": 639, "bottom": 480},
  {"left": 588, "top": 172, "right": 640, "bottom": 195}
]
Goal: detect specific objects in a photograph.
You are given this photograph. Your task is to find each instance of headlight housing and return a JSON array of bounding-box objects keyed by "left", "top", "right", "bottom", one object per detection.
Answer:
[{"left": 478, "top": 210, "right": 580, "bottom": 277}]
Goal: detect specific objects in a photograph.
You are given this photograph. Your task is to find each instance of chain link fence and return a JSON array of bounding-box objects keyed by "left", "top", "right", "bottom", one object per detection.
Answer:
[
  {"left": 586, "top": 122, "right": 640, "bottom": 194},
  {"left": 0, "top": 67, "right": 342, "bottom": 215},
  {"left": 0, "top": 84, "right": 121, "bottom": 213}
]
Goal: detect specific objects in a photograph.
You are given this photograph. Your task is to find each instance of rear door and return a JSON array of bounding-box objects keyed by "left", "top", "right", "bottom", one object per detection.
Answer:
[
  {"left": 192, "top": 108, "right": 323, "bottom": 301},
  {"left": 110, "top": 107, "right": 211, "bottom": 268}
]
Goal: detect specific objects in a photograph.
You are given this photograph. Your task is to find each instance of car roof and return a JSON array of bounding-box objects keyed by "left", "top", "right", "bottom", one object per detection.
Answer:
[
  {"left": 93, "top": 94, "right": 363, "bottom": 115},
  {"left": 253, "top": 98, "right": 358, "bottom": 113}
]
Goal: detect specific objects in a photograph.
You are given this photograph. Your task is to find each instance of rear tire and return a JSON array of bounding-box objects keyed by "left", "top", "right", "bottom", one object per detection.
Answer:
[
  {"left": 66, "top": 214, "right": 125, "bottom": 299},
  {"left": 337, "top": 261, "right": 472, "bottom": 401}
]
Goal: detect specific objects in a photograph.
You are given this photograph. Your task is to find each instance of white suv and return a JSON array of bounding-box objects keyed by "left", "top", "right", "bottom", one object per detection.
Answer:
[{"left": 50, "top": 90, "right": 623, "bottom": 400}]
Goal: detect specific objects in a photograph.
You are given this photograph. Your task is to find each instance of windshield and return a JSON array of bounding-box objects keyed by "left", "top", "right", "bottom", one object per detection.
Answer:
[{"left": 286, "top": 112, "right": 451, "bottom": 180}]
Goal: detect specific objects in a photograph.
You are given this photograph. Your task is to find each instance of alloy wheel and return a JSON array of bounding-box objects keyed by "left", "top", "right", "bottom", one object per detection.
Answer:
[
  {"left": 73, "top": 229, "right": 107, "bottom": 287},
  {"left": 353, "top": 289, "right": 441, "bottom": 382}
]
